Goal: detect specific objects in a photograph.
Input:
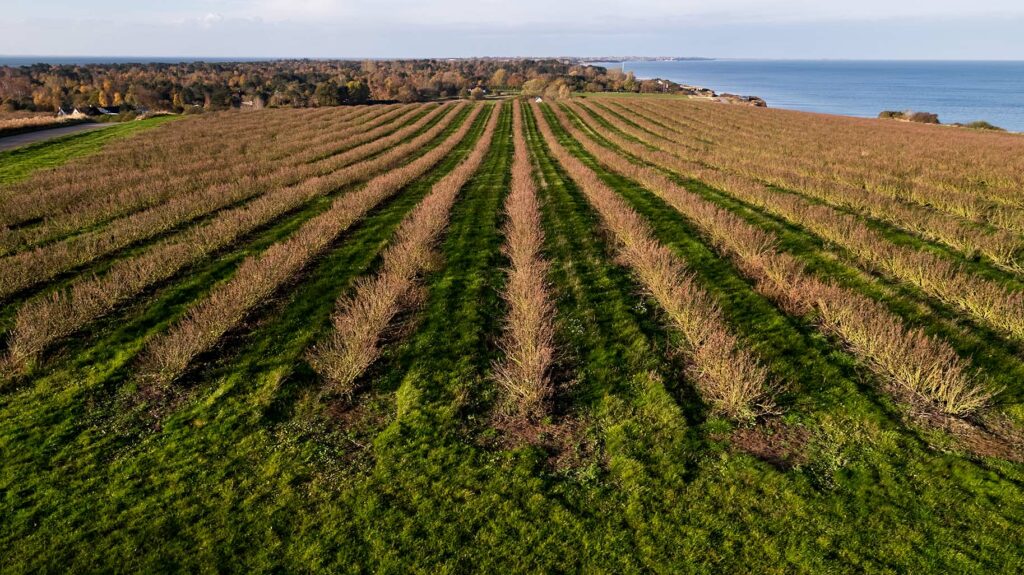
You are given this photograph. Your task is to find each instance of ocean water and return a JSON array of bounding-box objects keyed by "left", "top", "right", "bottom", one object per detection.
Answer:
[{"left": 600, "top": 60, "right": 1024, "bottom": 132}]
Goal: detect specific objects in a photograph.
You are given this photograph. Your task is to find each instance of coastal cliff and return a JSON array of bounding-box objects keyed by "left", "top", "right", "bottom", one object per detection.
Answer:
[{"left": 679, "top": 84, "right": 767, "bottom": 107}]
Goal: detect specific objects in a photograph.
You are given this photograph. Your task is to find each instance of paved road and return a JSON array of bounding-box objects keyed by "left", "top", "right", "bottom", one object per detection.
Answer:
[{"left": 0, "top": 122, "right": 117, "bottom": 152}]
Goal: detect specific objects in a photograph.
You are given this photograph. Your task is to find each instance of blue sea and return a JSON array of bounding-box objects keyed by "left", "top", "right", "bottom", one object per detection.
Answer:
[{"left": 595, "top": 60, "right": 1024, "bottom": 132}]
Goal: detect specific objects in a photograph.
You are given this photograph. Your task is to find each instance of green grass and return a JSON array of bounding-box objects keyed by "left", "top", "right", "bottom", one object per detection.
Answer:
[
  {"left": 0, "top": 105, "right": 458, "bottom": 341},
  {"left": 561, "top": 102, "right": 1024, "bottom": 414},
  {"left": 0, "top": 105, "right": 474, "bottom": 469},
  {"left": 1, "top": 102, "right": 1023, "bottom": 573},
  {"left": 609, "top": 99, "right": 1022, "bottom": 280},
  {"left": 3, "top": 105, "right": 431, "bottom": 257},
  {"left": 0, "top": 103, "right": 494, "bottom": 572},
  {"left": 536, "top": 101, "right": 1024, "bottom": 572},
  {"left": 0, "top": 116, "right": 180, "bottom": 185}
]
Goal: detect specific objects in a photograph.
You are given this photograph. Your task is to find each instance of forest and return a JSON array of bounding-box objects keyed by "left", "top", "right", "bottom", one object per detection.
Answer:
[{"left": 0, "top": 58, "right": 677, "bottom": 112}]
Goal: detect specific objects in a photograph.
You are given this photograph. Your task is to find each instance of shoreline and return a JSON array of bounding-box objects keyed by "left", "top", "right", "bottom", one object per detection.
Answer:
[
  {"left": 585, "top": 60, "right": 768, "bottom": 108},
  {"left": 598, "top": 59, "right": 1023, "bottom": 133}
]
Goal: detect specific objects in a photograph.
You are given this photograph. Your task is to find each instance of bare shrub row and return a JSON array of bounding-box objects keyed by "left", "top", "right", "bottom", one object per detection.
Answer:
[
  {"left": 0, "top": 105, "right": 404, "bottom": 254},
  {"left": 0, "top": 105, "right": 402, "bottom": 251},
  {"left": 693, "top": 170, "right": 1024, "bottom": 341},
  {"left": 0, "top": 105, "right": 442, "bottom": 299},
  {"left": 639, "top": 97, "right": 1024, "bottom": 216},
  {"left": 136, "top": 104, "right": 486, "bottom": 389},
  {"left": 0, "top": 107, "right": 339, "bottom": 223},
  {"left": 0, "top": 114, "right": 74, "bottom": 133},
  {"left": 0, "top": 108, "right": 348, "bottom": 253},
  {"left": 603, "top": 99, "right": 1023, "bottom": 269},
  {"left": 0, "top": 106, "right": 350, "bottom": 202},
  {"left": 2, "top": 103, "right": 465, "bottom": 372},
  {"left": 573, "top": 102, "right": 1024, "bottom": 342},
  {"left": 309, "top": 103, "right": 503, "bottom": 397},
  {"left": 561, "top": 102, "right": 994, "bottom": 415},
  {"left": 490, "top": 103, "right": 558, "bottom": 420},
  {"left": 534, "top": 103, "right": 775, "bottom": 421},
  {"left": 636, "top": 98, "right": 1024, "bottom": 236}
]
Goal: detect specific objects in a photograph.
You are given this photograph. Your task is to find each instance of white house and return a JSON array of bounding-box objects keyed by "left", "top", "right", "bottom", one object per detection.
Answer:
[{"left": 56, "top": 107, "right": 88, "bottom": 120}]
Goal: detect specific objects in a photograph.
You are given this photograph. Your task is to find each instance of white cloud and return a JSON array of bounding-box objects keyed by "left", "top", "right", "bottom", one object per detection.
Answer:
[
  {"left": 249, "top": 0, "right": 354, "bottom": 21},
  {"left": 201, "top": 13, "right": 224, "bottom": 28},
  {"left": 3, "top": 0, "right": 1024, "bottom": 58}
]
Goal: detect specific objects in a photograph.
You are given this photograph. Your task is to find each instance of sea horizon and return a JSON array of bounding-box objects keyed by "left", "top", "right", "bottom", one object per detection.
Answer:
[
  {"left": 5, "top": 55, "right": 1024, "bottom": 64},
  {"left": 596, "top": 59, "right": 1024, "bottom": 132}
]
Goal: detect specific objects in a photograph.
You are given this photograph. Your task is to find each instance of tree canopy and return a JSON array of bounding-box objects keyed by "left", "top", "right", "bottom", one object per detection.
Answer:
[{"left": 0, "top": 58, "right": 687, "bottom": 113}]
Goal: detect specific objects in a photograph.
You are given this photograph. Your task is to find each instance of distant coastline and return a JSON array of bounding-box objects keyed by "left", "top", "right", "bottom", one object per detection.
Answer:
[
  {"left": 579, "top": 57, "right": 713, "bottom": 64},
  {"left": 0, "top": 55, "right": 717, "bottom": 66},
  {"left": 601, "top": 59, "right": 1024, "bottom": 132},
  {"left": 586, "top": 60, "right": 766, "bottom": 107}
]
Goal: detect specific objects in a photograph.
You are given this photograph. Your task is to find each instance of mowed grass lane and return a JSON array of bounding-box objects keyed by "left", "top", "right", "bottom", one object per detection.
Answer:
[
  {"left": 0, "top": 105, "right": 397, "bottom": 257},
  {"left": 563, "top": 102, "right": 995, "bottom": 414},
  {"left": 630, "top": 97, "right": 1024, "bottom": 238},
  {"left": 0, "top": 102, "right": 506, "bottom": 572},
  {"left": 568, "top": 100, "right": 1024, "bottom": 417},
  {"left": 542, "top": 100, "right": 1024, "bottom": 572},
  {"left": 0, "top": 106, "right": 434, "bottom": 342},
  {"left": 0, "top": 99, "right": 1023, "bottom": 573},
  {"left": 0, "top": 104, "right": 461, "bottom": 373},
  {"left": 327, "top": 99, "right": 679, "bottom": 571},
  {"left": 598, "top": 98, "right": 1019, "bottom": 272},
  {"left": 0, "top": 106, "right": 482, "bottom": 571},
  {"left": 0, "top": 104, "right": 436, "bottom": 309},
  {"left": 610, "top": 99, "right": 1024, "bottom": 321},
  {"left": 0, "top": 115, "right": 180, "bottom": 185},
  {"left": 0, "top": 103, "right": 470, "bottom": 451}
]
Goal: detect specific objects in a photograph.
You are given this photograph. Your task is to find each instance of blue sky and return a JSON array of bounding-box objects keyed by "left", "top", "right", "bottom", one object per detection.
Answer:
[{"left": 3, "top": 0, "right": 1024, "bottom": 59}]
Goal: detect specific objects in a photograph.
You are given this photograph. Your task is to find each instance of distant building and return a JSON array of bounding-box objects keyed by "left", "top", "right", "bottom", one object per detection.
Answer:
[
  {"left": 240, "top": 97, "right": 266, "bottom": 109},
  {"left": 59, "top": 106, "right": 120, "bottom": 117},
  {"left": 534, "top": 97, "right": 543, "bottom": 103},
  {"left": 56, "top": 107, "right": 88, "bottom": 120}
]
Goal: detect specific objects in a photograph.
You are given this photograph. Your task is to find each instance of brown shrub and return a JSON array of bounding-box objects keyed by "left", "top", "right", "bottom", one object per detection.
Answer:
[
  {"left": 492, "top": 102, "right": 557, "bottom": 420},
  {"left": 2, "top": 103, "right": 462, "bottom": 371},
  {"left": 137, "top": 103, "right": 488, "bottom": 390},
  {"left": 309, "top": 103, "right": 503, "bottom": 398},
  {"left": 0, "top": 105, "right": 427, "bottom": 297},
  {"left": 534, "top": 103, "right": 775, "bottom": 421},
  {"left": 625, "top": 97, "right": 1024, "bottom": 248},
  {"left": 1, "top": 108, "right": 328, "bottom": 225},
  {"left": 806, "top": 280, "right": 992, "bottom": 415},
  {"left": 564, "top": 99, "right": 995, "bottom": 416},
  {"left": 575, "top": 101, "right": 1024, "bottom": 342},
  {"left": 0, "top": 105, "right": 406, "bottom": 255}
]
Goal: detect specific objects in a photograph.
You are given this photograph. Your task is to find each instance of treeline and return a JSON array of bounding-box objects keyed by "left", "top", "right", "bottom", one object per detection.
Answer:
[{"left": 0, "top": 59, "right": 676, "bottom": 113}]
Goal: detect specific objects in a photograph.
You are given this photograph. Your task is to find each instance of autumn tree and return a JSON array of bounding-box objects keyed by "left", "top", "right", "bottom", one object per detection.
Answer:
[
  {"left": 396, "top": 85, "right": 421, "bottom": 103},
  {"left": 623, "top": 72, "right": 638, "bottom": 92},
  {"left": 521, "top": 78, "right": 546, "bottom": 97},
  {"left": 346, "top": 80, "right": 370, "bottom": 104},
  {"left": 490, "top": 68, "right": 508, "bottom": 88},
  {"left": 0, "top": 59, "right": 687, "bottom": 111},
  {"left": 313, "top": 81, "right": 345, "bottom": 106}
]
